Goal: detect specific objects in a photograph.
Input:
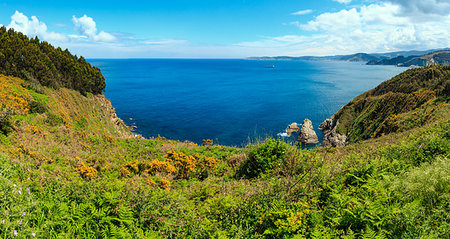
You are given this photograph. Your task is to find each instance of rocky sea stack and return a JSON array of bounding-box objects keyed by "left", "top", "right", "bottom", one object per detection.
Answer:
[
  {"left": 298, "top": 119, "right": 319, "bottom": 144},
  {"left": 285, "top": 122, "right": 300, "bottom": 136}
]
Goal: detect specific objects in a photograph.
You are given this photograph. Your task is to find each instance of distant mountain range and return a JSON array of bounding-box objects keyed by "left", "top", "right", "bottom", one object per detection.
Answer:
[
  {"left": 367, "top": 50, "right": 450, "bottom": 67},
  {"left": 246, "top": 48, "right": 450, "bottom": 67}
]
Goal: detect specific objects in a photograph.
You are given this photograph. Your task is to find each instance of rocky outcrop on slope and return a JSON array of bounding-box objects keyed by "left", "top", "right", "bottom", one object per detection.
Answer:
[
  {"left": 298, "top": 119, "right": 319, "bottom": 144},
  {"left": 319, "top": 118, "right": 346, "bottom": 147},
  {"left": 95, "top": 95, "right": 133, "bottom": 138}
]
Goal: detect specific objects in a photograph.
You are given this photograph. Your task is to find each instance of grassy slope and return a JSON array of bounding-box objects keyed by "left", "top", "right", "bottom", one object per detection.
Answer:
[
  {"left": 332, "top": 65, "right": 450, "bottom": 143},
  {"left": 0, "top": 71, "right": 449, "bottom": 238}
]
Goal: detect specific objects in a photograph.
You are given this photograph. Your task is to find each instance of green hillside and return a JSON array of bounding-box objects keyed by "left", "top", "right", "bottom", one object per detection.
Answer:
[
  {"left": 329, "top": 65, "right": 450, "bottom": 143},
  {"left": 0, "top": 31, "right": 449, "bottom": 238},
  {"left": 338, "top": 53, "right": 380, "bottom": 62}
]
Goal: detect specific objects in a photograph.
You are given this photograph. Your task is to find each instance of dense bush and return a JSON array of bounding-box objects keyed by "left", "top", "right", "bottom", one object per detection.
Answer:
[
  {"left": 237, "top": 138, "right": 289, "bottom": 178},
  {"left": 0, "top": 27, "right": 105, "bottom": 95},
  {"left": 45, "top": 112, "right": 64, "bottom": 126},
  {"left": 29, "top": 101, "right": 47, "bottom": 114},
  {"left": 0, "top": 106, "right": 13, "bottom": 135}
]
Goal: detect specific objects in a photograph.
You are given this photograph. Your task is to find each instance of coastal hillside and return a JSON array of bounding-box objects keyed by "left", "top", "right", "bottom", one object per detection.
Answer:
[
  {"left": 322, "top": 65, "right": 450, "bottom": 144},
  {"left": 0, "top": 71, "right": 448, "bottom": 239},
  {"left": 0, "top": 33, "right": 448, "bottom": 238},
  {"left": 247, "top": 49, "right": 450, "bottom": 64},
  {"left": 367, "top": 50, "right": 450, "bottom": 67},
  {"left": 337, "top": 53, "right": 380, "bottom": 62}
]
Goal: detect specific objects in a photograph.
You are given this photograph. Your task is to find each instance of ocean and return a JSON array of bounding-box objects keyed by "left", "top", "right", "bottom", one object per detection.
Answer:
[{"left": 89, "top": 59, "right": 405, "bottom": 147}]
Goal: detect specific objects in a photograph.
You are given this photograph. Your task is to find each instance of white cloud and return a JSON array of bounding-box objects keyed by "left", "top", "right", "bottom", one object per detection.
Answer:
[
  {"left": 3, "top": 2, "right": 450, "bottom": 58},
  {"left": 379, "top": 0, "right": 450, "bottom": 17},
  {"left": 236, "top": 2, "right": 450, "bottom": 56},
  {"left": 6, "top": 11, "right": 67, "bottom": 42},
  {"left": 333, "top": 0, "right": 352, "bottom": 4},
  {"left": 298, "top": 2, "right": 450, "bottom": 52},
  {"left": 72, "top": 15, "right": 116, "bottom": 42},
  {"left": 291, "top": 9, "right": 313, "bottom": 15},
  {"left": 145, "top": 39, "right": 188, "bottom": 45}
]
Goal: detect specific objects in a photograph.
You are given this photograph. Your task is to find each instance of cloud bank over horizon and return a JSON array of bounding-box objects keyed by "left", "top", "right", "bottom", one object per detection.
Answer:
[
  {"left": 1, "top": 0, "right": 449, "bottom": 58},
  {"left": 240, "top": 1, "right": 450, "bottom": 56}
]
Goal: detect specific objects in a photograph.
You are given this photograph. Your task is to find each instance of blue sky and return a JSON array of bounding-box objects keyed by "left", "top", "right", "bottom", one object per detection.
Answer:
[{"left": 1, "top": 0, "right": 449, "bottom": 58}]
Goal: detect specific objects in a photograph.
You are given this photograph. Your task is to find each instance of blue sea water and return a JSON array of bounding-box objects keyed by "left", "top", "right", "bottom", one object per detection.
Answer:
[{"left": 88, "top": 59, "right": 405, "bottom": 147}]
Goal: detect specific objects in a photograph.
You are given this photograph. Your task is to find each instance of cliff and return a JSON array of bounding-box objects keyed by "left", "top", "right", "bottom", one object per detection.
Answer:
[{"left": 320, "top": 65, "right": 450, "bottom": 144}]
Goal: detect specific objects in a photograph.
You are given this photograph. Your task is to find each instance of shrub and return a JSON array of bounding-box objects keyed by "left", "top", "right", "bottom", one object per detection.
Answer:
[
  {"left": 159, "top": 177, "right": 171, "bottom": 191},
  {"left": 28, "top": 101, "right": 47, "bottom": 114},
  {"left": 202, "top": 139, "right": 214, "bottom": 146},
  {"left": 0, "top": 106, "right": 13, "bottom": 135},
  {"left": 75, "top": 161, "right": 97, "bottom": 179},
  {"left": 165, "top": 151, "right": 197, "bottom": 179},
  {"left": 257, "top": 200, "right": 313, "bottom": 238},
  {"left": 120, "top": 161, "right": 139, "bottom": 177},
  {"left": 237, "top": 138, "right": 289, "bottom": 179},
  {"left": 45, "top": 112, "right": 64, "bottom": 126},
  {"left": 164, "top": 151, "right": 218, "bottom": 179},
  {"left": 147, "top": 160, "right": 176, "bottom": 175}
]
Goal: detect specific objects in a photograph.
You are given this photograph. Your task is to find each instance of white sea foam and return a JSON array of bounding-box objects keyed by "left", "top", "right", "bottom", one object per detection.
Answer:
[{"left": 277, "top": 132, "right": 290, "bottom": 137}]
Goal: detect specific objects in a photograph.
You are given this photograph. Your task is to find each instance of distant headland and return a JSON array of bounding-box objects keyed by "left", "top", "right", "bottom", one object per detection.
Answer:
[{"left": 247, "top": 48, "right": 450, "bottom": 67}]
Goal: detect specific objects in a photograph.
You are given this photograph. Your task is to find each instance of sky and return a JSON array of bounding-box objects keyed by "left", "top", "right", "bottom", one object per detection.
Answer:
[{"left": 0, "top": 0, "right": 450, "bottom": 58}]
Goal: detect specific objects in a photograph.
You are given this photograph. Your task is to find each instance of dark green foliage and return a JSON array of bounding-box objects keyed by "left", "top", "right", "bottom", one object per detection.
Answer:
[
  {"left": 0, "top": 27, "right": 105, "bottom": 94},
  {"left": 29, "top": 101, "right": 47, "bottom": 114},
  {"left": 0, "top": 106, "right": 12, "bottom": 135},
  {"left": 237, "top": 138, "right": 288, "bottom": 178},
  {"left": 45, "top": 112, "right": 64, "bottom": 126},
  {"left": 344, "top": 162, "right": 375, "bottom": 187}
]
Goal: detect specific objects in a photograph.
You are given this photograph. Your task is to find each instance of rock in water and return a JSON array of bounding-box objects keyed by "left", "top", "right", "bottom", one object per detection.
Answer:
[
  {"left": 298, "top": 119, "right": 319, "bottom": 144},
  {"left": 319, "top": 118, "right": 347, "bottom": 147},
  {"left": 286, "top": 122, "right": 300, "bottom": 136}
]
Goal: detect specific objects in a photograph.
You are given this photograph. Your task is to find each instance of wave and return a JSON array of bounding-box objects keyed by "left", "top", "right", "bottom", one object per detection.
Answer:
[{"left": 277, "top": 132, "right": 291, "bottom": 137}]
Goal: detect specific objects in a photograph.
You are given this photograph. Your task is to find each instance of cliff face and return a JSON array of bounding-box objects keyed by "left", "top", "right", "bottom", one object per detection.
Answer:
[
  {"left": 320, "top": 65, "right": 450, "bottom": 145},
  {"left": 318, "top": 118, "right": 346, "bottom": 147},
  {"left": 94, "top": 95, "right": 133, "bottom": 138},
  {"left": 0, "top": 74, "right": 133, "bottom": 140}
]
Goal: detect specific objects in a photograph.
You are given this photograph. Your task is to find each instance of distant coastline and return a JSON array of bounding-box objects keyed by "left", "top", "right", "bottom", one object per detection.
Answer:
[{"left": 246, "top": 48, "right": 450, "bottom": 66}]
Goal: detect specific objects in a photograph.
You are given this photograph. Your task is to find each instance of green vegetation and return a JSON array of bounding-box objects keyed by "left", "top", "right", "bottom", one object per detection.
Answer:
[
  {"left": 0, "top": 60, "right": 449, "bottom": 237},
  {"left": 0, "top": 27, "right": 105, "bottom": 94},
  {"left": 332, "top": 65, "right": 450, "bottom": 143},
  {"left": 237, "top": 138, "right": 289, "bottom": 179}
]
